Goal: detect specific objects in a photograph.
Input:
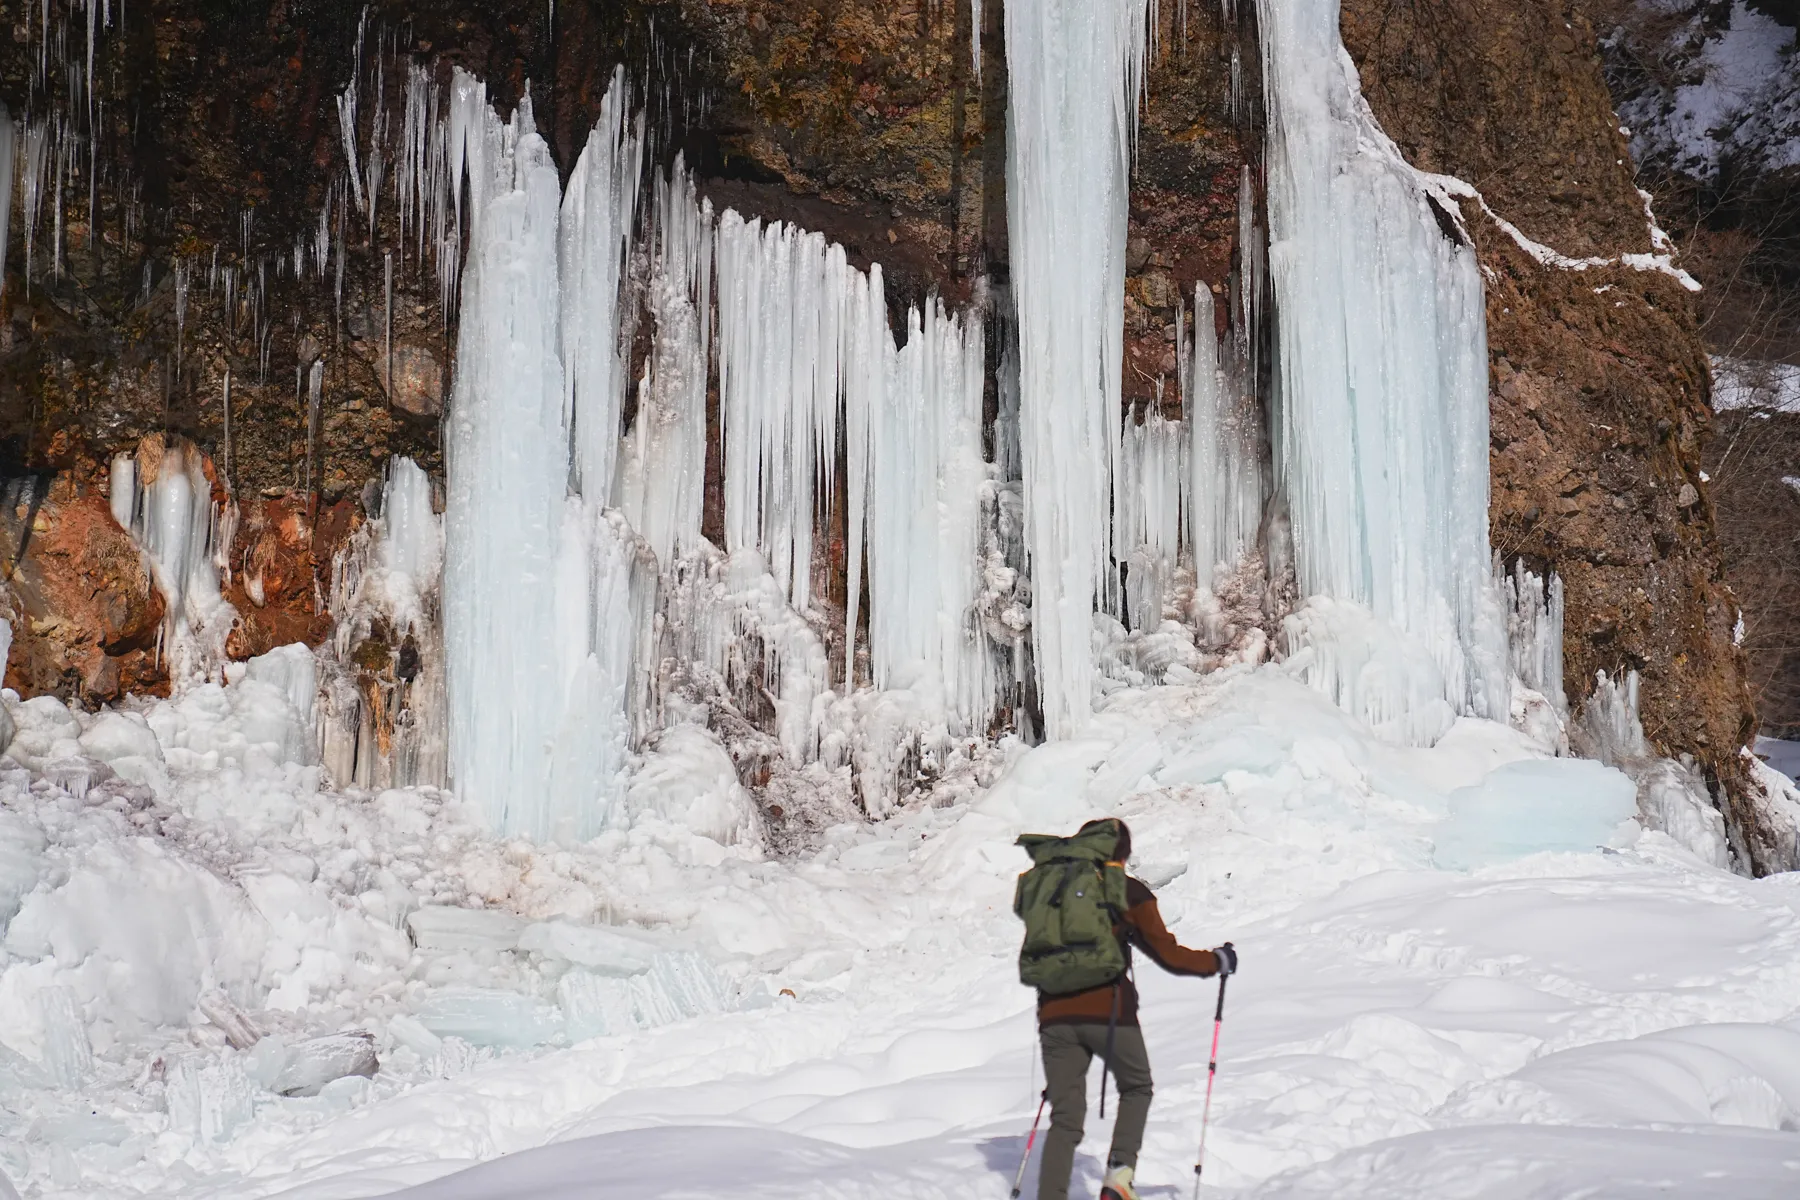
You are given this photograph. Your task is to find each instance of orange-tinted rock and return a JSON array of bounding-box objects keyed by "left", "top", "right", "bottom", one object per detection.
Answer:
[
  {"left": 223, "top": 495, "right": 362, "bottom": 659},
  {"left": 0, "top": 474, "right": 169, "bottom": 703}
]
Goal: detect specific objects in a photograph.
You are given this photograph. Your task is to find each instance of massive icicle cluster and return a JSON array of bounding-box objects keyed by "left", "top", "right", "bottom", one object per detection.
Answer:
[
  {"left": 436, "top": 66, "right": 1004, "bottom": 836},
  {"left": 1257, "top": 0, "right": 1508, "bottom": 744}
]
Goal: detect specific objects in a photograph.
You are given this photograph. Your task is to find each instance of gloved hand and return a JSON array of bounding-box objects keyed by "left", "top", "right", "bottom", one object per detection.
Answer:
[{"left": 1211, "top": 942, "right": 1238, "bottom": 977}]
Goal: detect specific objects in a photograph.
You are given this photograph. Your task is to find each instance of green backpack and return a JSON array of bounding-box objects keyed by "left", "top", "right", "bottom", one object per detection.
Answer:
[{"left": 1013, "top": 820, "right": 1131, "bottom": 995}]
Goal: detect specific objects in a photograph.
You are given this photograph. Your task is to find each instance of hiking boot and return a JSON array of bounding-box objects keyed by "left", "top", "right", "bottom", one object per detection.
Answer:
[{"left": 1100, "top": 1165, "right": 1139, "bottom": 1200}]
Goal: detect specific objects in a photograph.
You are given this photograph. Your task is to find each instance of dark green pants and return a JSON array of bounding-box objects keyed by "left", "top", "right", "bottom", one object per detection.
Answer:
[{"left": 1037, "top": 1023, "right": 1153, "bottom": 1200}]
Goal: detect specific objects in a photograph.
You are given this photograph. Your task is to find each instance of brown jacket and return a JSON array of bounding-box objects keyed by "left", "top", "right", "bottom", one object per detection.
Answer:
[{"left": 1037, "top": 876, "right": 1219, "bottom": 1027}]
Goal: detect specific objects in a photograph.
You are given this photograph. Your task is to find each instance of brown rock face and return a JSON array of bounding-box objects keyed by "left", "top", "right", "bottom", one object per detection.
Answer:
[
  {"left": 223, "top": 494, "right": 359, "bottom": 661},
  {"left": 0, "top": 474, "right": 167, "bottom": 702},
  {"left": 1340, "top": 0, "right": 1762, "bottom": 862}
]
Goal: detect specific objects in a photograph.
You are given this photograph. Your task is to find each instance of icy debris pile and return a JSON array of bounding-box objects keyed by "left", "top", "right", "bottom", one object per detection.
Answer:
[
  {"left": 1569, "top": 668, "right": 1732, "bottom": 868},
  {"left": 1257, "top": 0, "right": 1508, "bottom": 744},
  {"left": 0, "top": 670, "right": 757, "bottom": 1187}
]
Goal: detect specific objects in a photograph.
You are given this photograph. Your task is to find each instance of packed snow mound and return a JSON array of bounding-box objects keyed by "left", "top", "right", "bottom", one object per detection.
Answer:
[{"left": 2, "top": 656, "right": 1794, "bottom": 1199}]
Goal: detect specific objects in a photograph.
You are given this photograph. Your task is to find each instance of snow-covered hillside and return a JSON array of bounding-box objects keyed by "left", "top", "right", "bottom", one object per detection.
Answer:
[
  {"left": 4, "top": 658, "right": 1800, "bottom": 1198},
  {"left": 1608, "top": 0, "right": 1800, "bottom": 181}
]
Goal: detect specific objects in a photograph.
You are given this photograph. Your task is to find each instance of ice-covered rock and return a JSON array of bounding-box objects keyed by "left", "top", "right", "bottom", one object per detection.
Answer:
[
  {"left": 517, "top": 921, "right": 660, "bottom": 975},
  {"left": 4, "top": 695, "right": 84, "bottom": 771},
  {"left": 265, "top": 1032, "right": 379, "bottom": 1097},
  {"left": 1638, "top": 759, "right": 1732, "bottom": 869},
  {"left": 76, "top": 710, "right": 168, "bottom": 792},
  {"left": 406, "top": 906, "right": 526, "bottom": 954},
  {"left": 1435, "top": 759, "right": 1640, "bottom": 868}
]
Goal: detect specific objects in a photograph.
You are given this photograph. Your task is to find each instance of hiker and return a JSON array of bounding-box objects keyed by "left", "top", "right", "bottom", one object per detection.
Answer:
[{"left": 1015, "top": 817, "right": 1236, "bottom": 1200}]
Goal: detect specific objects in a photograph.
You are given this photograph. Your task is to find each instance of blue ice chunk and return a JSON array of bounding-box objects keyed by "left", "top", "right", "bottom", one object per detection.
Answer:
[{"left": 1434, "top": 759, "right": 1638, "bottom": 869}]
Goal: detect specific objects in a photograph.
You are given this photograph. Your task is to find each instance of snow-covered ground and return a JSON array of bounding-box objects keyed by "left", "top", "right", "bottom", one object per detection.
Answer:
[
  {"left": 4, "top": 655, "right": 1800, "bottom": 1199},
  {"left": 1714, "top": 355, "right": 1800, "bottom": 413}
]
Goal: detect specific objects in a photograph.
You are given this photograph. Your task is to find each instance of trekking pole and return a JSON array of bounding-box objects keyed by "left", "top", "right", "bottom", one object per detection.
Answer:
[
  {"left": 1010, "top": 1091, "right": 1048, "bottom": 1199},
  {"left": 1191, "top": 975, "right": 1229, "bottom": 1200}
]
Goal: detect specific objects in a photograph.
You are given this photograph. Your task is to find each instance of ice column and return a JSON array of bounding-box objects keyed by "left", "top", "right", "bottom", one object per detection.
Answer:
[
  {"left": 1258, "top": 0, "right": 1507, "bottom": 741},
  {"left": 856, "top": 297, "right": 995, "bottom": 734},
  {"left": 322, "top": 457, "right": 447, "bottom": 789},
  {"left": 1504, "top": 560, "right": 1565, "bottom": 713},
  {"left": 1004, "top": 0, "right": 1152, "bottom": 737},
  {"left": 442, "top": 83, "right": 573, "bottom": 838},
  {"left": 444, "top": 69, "right": 657, "bottom": 841},
  {"left": 1117, "top": 411, "right": 1185, "bottom": 631}
]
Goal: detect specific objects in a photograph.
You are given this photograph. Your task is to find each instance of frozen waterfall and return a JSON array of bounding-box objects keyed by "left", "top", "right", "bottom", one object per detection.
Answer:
[{"left": 1258, "top": 0, "right": 1508, "bottom": 743}]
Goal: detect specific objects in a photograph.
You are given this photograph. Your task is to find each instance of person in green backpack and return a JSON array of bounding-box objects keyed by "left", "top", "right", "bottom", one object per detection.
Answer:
[{"left": 1013, "top": 817, "right": 1236, "bottom": 1200}]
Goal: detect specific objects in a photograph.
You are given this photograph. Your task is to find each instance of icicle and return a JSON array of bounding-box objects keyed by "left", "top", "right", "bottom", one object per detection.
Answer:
[
  {"left": 972, "top": 0, "right": 984, "bottom": 76},
  {"left": 1504, "top": 558, "right": 1564, "bottom": 713},
  {"left": 366, "top": 56, "right": 387, "bottom": 240},
  {"left": 1187, "top": 281, "right": 1264, "bottom": 589},
  {"left": 221, "top": 369, "right": 232, "bottom": 483},
  {"left": 173, "top": 258, "right": 189, "bottom": 372},
  {"left": 715, "top": 213, "right": 844, "bottom": 613},
  {"left": 384, "top": 249, "right": 393, "bottom": 395},
  {"left": 0, "top": 104, "right": 14, "bottom": 297},
  {"left": 1003, "top": 0, "right": 1152, "bottom": 737},
  {"left": 855, "top": 294, "right": 995, "bottom": 739},
  {"left": 305, "top": 359, "right": 324, "bottom": 495},
  {"left": 338, "top": 85, "right": 365, "bottom": 216},
  {"left": 559, "top": 65, "right": 643, "bottom": 508},
  {"left": 1258, "top": 0, "right": 1508, "bottom": 742}
]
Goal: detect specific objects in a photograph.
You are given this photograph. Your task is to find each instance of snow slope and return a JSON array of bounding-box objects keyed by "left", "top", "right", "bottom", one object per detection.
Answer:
[{"left": 4, "top": 659, "right": 1800, "bottom": 1198}]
